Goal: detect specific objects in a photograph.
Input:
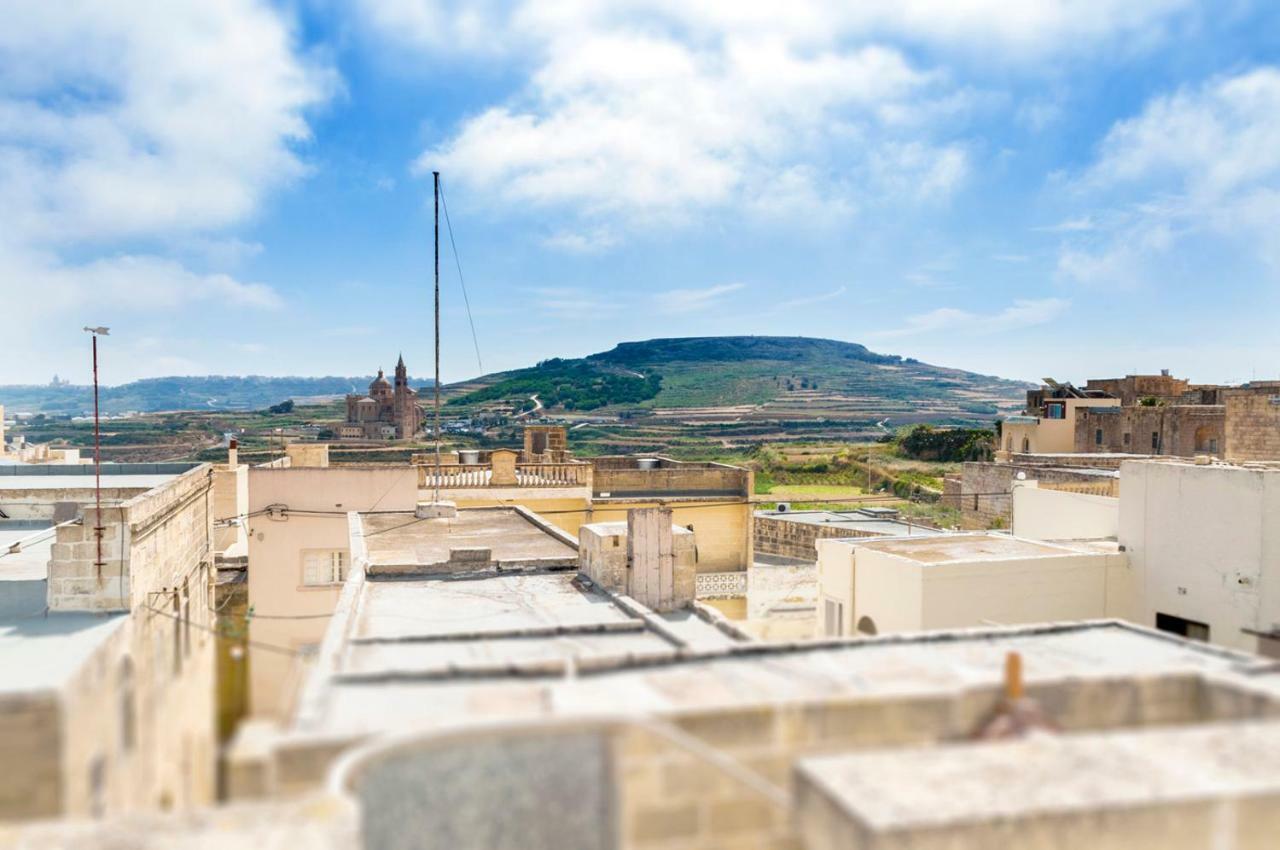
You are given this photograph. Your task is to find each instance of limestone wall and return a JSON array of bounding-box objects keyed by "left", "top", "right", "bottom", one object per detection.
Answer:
[
  {"left": 754, "top": 514, "right": 883, "bottom": 560},
  {"left": 949, "top": 462, "right": 1118, "bottom": 530},
  {"left": 0, "top": 693, "right": 62, "bottom": 819},
  {"left": 1225, "top": 389, "right": 1280, "bottom": 461}
]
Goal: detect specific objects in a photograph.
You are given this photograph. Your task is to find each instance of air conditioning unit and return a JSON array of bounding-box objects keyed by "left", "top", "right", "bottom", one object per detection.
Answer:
[{"left": 776, "top": 502, "right": 791, "bottom": 513}]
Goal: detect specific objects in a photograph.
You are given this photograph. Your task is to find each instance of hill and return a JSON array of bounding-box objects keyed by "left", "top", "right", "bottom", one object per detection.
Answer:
[
  {"left": 0, "top": 375, "right": 432, "bottom": 416},
  {"left": 448, "top": 336, "right": 1029, "bottom": 425}
]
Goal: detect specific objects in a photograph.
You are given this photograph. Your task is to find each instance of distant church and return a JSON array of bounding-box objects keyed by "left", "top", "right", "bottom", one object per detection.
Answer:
[{"left": 339, "top": 355, "right": 425, "bottom": 440}]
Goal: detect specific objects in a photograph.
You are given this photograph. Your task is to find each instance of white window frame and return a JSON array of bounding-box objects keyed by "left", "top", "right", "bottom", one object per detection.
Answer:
[{"left": 301, "top": 549, "right": 347, "bottom": 587}]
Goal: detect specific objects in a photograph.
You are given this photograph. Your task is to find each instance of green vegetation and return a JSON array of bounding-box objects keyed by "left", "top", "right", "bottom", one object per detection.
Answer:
[
  {"left": 894, "top": 424, "right": 994, "bottom": 462},
  {"left": 448, "top": 359, "right": 662, "bottom": 411},
  {"left": 266, "top": 400, "right": 295, "bottom": 415},
  {"left": 452, "top": 336, "right": 1028, "bottom": 425}
]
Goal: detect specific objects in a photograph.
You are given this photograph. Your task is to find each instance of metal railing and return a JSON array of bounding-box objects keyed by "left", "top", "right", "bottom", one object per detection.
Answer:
[{"left": 416, "top": 462, "right": 591, "bottom": 489}]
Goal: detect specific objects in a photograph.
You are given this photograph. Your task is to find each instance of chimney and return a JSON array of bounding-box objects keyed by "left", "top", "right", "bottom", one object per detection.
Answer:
[
  {"left": 625, "top": 508, "right": 696, "bottom": 612},
  {"left": 228, "top": 437, "right": 238, "bottom": 467}
]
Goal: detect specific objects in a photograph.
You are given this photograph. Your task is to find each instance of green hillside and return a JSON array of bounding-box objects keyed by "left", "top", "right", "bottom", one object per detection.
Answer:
[{"left": 449, "top": 336, "right": 1029, "bottom": 424}]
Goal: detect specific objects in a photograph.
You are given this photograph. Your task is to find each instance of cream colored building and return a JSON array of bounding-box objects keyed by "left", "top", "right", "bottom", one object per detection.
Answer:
[
  {"left": 1001, "top": 396, "right": 1121, "bottom": 455},
  {"left": 1118, "top": 459, "right": 1280, "bottom": 656},
  {"left": 0, "top": 464, "right": 218, "bottom": 822},
  {"left": 244, "top": 463, "right": 418, "bottom": 720},
  {"left": 816, "top": 532, "right": 1126, "bottom": 638}
]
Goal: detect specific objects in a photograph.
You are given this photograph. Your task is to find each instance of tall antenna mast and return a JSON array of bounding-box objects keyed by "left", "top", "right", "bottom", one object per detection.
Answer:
[{"left": 433, "top": 171, "right": 442, "bottom": 503}]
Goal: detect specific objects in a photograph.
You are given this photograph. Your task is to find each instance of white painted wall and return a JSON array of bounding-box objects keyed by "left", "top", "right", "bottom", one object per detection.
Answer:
[
  {"left": 1119, "top": 460, "right": 1280, "bottom": 653},
  {"left": 815, "top": 539, "right": 855, "bottom": 637},
  {"left": 1012, "top": 484, "right": 1119, "bottom": 541},
  {"left": 847, "top": 539, "right": 1115, "bottom": 636}
]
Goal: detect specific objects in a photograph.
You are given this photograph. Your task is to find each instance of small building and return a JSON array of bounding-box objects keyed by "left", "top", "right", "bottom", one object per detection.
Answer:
[
  {"left": 999, "top": 379, "right": 1121, "bottom": 455},
  {"left": 816, "top": 532, "right": 1125, "bottom": 639}
]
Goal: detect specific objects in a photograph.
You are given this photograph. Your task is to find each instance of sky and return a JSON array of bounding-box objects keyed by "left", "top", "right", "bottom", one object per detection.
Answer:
[{"left": 2, "top": 1, "right": 1279, "bottom": 387}]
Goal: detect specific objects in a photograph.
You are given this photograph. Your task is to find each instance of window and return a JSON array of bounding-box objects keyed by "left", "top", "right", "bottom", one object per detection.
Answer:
[
  {"left": 1045, "top": 403, "right": 1065, "bottom": 420},
  {"left": 1123, "top": 432, "right": 1131, "bottom": 446},
  {"left": 1151, "top": 431, "right": 1160, "bottom": 452},
  {"left": 823, "top": 598, "right": 844, "bottom": 637},
  {"left": 302, "top": 550, "right": 347, "bottom": 586},
  {"left": 1021, "top": 436, "right": 1030, "bottom": 453},
  {"left": 1095, "top": 428, "right": 1103, "bottom": 446},
  {"left": 1156, "top": 612, "right": 1210, "bottom": 642}
]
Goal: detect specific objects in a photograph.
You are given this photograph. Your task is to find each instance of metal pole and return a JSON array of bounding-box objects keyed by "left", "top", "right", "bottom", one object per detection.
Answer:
[
  {"left": 92, "top": 334, "right": 104, "bottom": 572},
  {"left": 433, "top": 171, "right": 442, "bottom": 503}
]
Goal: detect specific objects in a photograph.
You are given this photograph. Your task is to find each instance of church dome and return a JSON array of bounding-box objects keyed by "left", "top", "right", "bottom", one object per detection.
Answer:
[{"left": 370, "top": 369, "right": 391, "bottom": 392}]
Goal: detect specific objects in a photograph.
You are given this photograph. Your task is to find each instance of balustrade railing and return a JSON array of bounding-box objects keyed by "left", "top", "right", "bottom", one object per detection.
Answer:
[{"left": 416, "top": 461, "right": 590, "bottom": 489}]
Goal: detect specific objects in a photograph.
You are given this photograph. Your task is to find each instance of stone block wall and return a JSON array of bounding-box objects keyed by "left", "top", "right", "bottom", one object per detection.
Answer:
[
  {"left": 754, "top": 514, "right": 884, "bottom": 560},
  {"left": 615, "top": 724, "right": 791, "bottom": 849},
  {"left": 1225, "top": 388, "right": 1280, "bottom": 461},
  {"left": 949, "top": 462, "right": 1119, "bottom": 530},
  {"left": 1074, "top": 406, "right": 1225, "bottom": 456},
  {"left": 48, "top": 465, "right": 214, "bottom": 612}
]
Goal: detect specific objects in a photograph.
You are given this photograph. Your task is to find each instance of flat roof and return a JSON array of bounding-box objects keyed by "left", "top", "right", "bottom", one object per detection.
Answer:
[
  {"left": 361, "top": 509, "right": 578, "bottom": 572},
  {"left": 298, "top": 619, "right": 1276, "bottom": 740},
  {"left": 799, "top": 720, "right": 1280, "bottom": 833},
  {"left": 0, "top": 474, "right": 175, "bottom": 491},
  {"left": 0, "top": 528, "right": 126, "bottom": 694},
  {"left": 755, "top": 510, "right": 944, "bottom": 537},
  {"left": 850, "top": 533, "right": 1084, "bottom": 564}
]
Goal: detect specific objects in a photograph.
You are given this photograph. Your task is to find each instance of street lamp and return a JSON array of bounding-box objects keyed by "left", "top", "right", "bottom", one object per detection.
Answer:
[{"left": 83, "top": 327, "right": 109, "bottom": 572}]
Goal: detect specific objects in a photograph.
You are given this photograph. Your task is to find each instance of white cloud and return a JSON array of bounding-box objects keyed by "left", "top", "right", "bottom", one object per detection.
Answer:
[
  {"left": 1, "top": 247, "right": 283, "bottom": 312},
  {"left": 1058, "top": 67, "right": 1280, "bottom": 286},
  {"left": 654, "top": 282, "right": 745, "bottom": 314},
  {"left": 542, "top": 227, "right": 619, "bottom": 254},
  {"left": 0, "top": 0, "right": 334, "bottom": 244},
  {"left": 0, "top": 1, "right": 331, "bottom": 380},
  {"left": 362, "top": 1, "right": 1192, "bottom": 60},
  {"left": 374, "top": 0, "right": 1195, "bottom": 242},
  {"left": 780, "top": 286, "right": 848, "bottom": 309},
  {"left": 403, "top": 6, "right": 987, "bottom": 235},
  {"left": 529, "top": 287, "right": 621, "bottom": 318},
  {"left": 876, "top": 297, "right": 1069, "bottom": 337}
]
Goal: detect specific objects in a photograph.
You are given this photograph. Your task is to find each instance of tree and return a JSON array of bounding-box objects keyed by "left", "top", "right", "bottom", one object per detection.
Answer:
[{"left": 267, "top": 400, "right": 295, "bottom": 415}]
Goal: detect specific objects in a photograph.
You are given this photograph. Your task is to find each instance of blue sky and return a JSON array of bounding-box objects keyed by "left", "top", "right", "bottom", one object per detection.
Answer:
[{"left": 3, "top": 1, "right": 1279, "bottom": 386}]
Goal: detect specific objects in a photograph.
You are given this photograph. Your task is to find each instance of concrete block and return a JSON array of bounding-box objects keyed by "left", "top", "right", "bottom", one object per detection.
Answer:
[{"left": 415, "top": 500, "right": 457, "bottom": 519}]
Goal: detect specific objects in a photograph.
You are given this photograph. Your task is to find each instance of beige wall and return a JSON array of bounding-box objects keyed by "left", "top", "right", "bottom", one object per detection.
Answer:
[
  {"left": 820, "top": 536, "right": 1118, "bottom": 637},
  {"left": 1012, "top": 483, "right": 1119, "bottom": 541},
  {"left": 245, "top": 466, "right": 418, "bottom": 720},
  {"left": 448, "top": 494, "right": 590, "bottom": 538},
  {"left": 5, "top": 467, "right": 220, "bottom": 822},
  {"left": 284, "top": 443, "right": 329, "bottom": 468},
  {"left": 816, "top": 540, "right": 855, "bottom": 637},
  {"left": 588, "top": 501, "right": 752, "bottom": 573},
  {"left": 212, "top": 462, "right": 248, "bottom": 556},
  {"left": 1119, "top": 460, "right": 1280, "bottom": 653},
  {"left": 1003, "top": 398, "right": 1121, "bottom": 454}
]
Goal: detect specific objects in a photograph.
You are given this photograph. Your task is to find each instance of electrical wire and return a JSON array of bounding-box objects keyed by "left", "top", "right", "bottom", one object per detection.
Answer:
[
  {"left": 145, "top": 604, "right": 308, "bottom": 657},
  {"left": 437, "top": 177, "right": 484, "bottom": 374}
]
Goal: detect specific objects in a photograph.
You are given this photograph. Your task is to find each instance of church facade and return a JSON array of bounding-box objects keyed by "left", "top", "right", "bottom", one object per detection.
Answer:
[{"left": 339, "top": 355, "right": 425, "bottom": 440}]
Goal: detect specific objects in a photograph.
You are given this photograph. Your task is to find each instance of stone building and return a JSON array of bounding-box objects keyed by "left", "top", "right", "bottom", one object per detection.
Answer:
[
  {"left": 1002, "top": 373, "right": 1280, "bottom": 462},
  {"left": 339, "top": 356, "right": 423, "bottom": 440},
  {"left": 0, "top": 464, "right": 221, "bottom": 821}
]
